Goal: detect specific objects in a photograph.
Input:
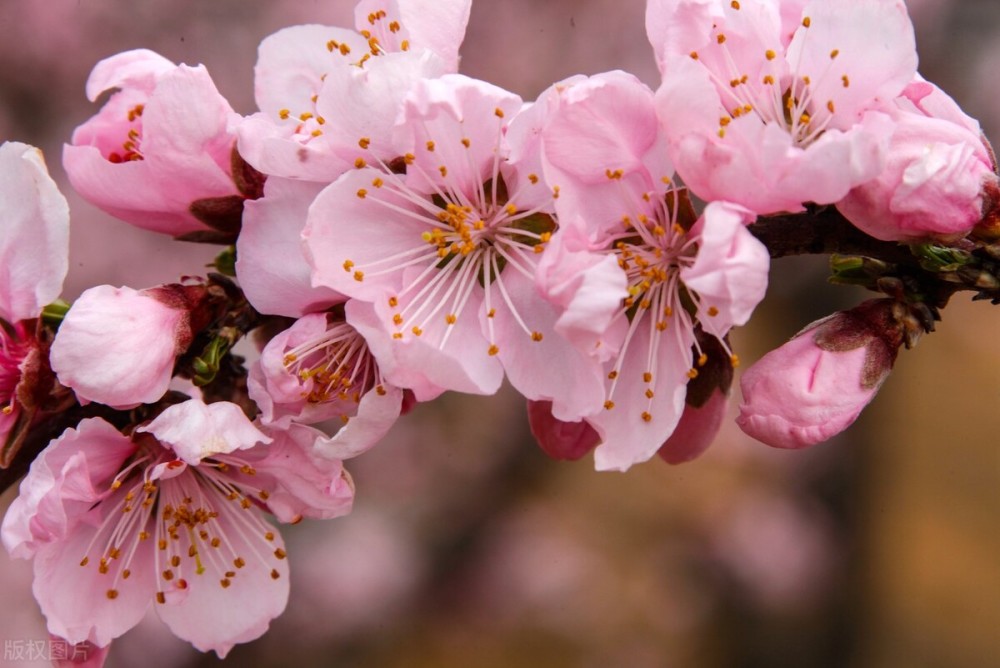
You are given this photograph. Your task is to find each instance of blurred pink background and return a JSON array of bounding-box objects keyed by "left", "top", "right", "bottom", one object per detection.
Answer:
[{"left": 1, "top": 1, "right": 998, "bottom": 666}]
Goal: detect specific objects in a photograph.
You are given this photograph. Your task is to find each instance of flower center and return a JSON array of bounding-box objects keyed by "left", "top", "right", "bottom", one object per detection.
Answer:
[
  {"left": 107, "top": 104, "right": 145, "bottom": 163},
  {"left": 79, "top": 439, "right": 286, "bottom": 603},
  {"left": 689, "top": 7, "right": 849, "bottom": 148},
  {"left": 282, "top": 318, "right": 387, "bottom": 416}
]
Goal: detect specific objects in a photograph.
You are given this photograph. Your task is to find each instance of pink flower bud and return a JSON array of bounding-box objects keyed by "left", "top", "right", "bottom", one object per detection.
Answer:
[
  {"left": 737, "top": 300, "right": 903, "bottom": 449},
  {"left": 527, "top": 400, "right": 600, "bottom": 462},
  {"left": 50, "top": 285, "right": 198, "bottom": 409},
  {"left": 838, "top": 80, "right": 997, "bottom": 241}
]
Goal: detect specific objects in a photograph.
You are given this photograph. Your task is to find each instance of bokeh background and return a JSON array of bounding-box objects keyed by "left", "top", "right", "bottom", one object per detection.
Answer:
[{"left": 1, "top": 1, "right": 998, "bottom": 666}]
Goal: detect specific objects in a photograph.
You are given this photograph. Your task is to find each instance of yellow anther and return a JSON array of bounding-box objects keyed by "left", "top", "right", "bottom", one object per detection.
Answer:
[
  {"left": 389, "top": 296, "right": 398, "bottom": 307},
  {"left": 842, "top": 74, "right": 850, "bottom": 88},
  {"left": 404, "top": 153, "right": 415, "bottom": 164},
  {"left": 339, "top": 43, "right": 351, "bottom": 55},
  {"left": 830, "top": 49, "right": 840, "bottom": 59},
  {"left": 604, "top": 400, "right": 615, "bottom": 410},
  {"left": 107, "top": 589, "right": 119, "bottom": 600},
  {"left": 343, "top": 259, "right": 355, "bottom": 271},
  {"left": 439, "top": 165, "right": 448, "bottom": 177},
  {"left": 356, "top": 188, "right": 368, "bottom": 198},
  {"left": 827, "top": 100, "right": 836, "bottom": 113},
  {"left": 400, "top": 40, "right": 410, "bottom": 51},
  {"left": 327, "top": 39, "right": 339, "bottom": 51},
  {"left": 487, "top": 308, "right": 496, "bottom": 318},
  {"left": 461, "top": 137, "right": 471, "bottom": 148},
  {"left": 353, "top": 271, "right": 365, "bottom": 282},
  {"left": 643, "top": 372, "right": 653, "bottom": 383},
  {"left": 802, "top": 16, "right": 811, "bottom": 27},
  {"left": 393, "top": 314, "right": 403, "bottom": 325},
  {"left": 707, "top": 306, "right": 719, "bottom": 317},
  {"left": 690, "top": 51, "right": 699, "bottom": 60},
  {"left": 494, "top": 107, "right": 505, "bottom": 118},
  {"left": 445, "top": 314, "right": 457, "bottom": 325},
  {"left": 531, "top": 332, "right": 543, "bottom": 342},
  {"left": 698, "top": 354, "right": 708, "bottom": 367},
  {"left": 488, "top": 344, "right": 499, "bottom": 356},
  {"left": 645, "top": 389, "right": 654, "bottom": 399},
  {"left": 426, "top": 140, "right": 435, "bottom": 151},
  {"left": 716, "top": 34, "right": 726, "bottom": 44},
  {"left": 505, "top": 203, "right": 518, "bottom": 215},
  {"left": 299, "top": 112, "right": 313, "bottom": 121},
  {"left": 720, "top": 116, "right": 731, "bottom": 127},
  {"left": 765, "top": 49, "right": 776, "bottom": 61},
  {"left": 372, "top": 177, "right": 384, "bottom": 188},
  {"left": 731, "top": 0, "right": 740, "bottom": 8},
  {"left": 310, "top": 129, "right": 322, "bottom": 137},
  {"left": 389, "top": 20, "right": 401, "bottom": 32},
  {"left": 763, "top": 74, "right": 775, "bottom": 85},
  {"left": 687, "top": 368, "right": 699, "bottom": 379},
  {"left": 528, "top": 173, "right": 539, "bottom": 184},
  {"left": 799, "top": 113, "right": 810, "bottom": 125},
  {"left": 552, "top": 185, "right": 560, "bottom": 199},
  {"left": 359, "top": 137, "right": 371, "bottom": 149},
  {"left": 730, "top": 354, "right": 741, "bottom": 367},
  {"left": 641, "top": 412, "right": 652, "bottom": 422},
  {"left": 411, "top": 326, "right": 422, "bottom": 336}
]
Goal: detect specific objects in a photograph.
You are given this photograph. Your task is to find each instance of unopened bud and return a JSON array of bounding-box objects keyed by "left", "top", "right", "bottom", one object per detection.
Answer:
[
  {"left": 527, "top": 400, "right": 600, "bottom": 461},
  {"left": 736, "top": 299, "right": 903, "bottom": 449}
]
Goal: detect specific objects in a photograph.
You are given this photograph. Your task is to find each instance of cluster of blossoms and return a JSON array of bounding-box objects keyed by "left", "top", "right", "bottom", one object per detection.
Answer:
[{"left": 1, "top": 0, "right": 998, "bottom": 662}]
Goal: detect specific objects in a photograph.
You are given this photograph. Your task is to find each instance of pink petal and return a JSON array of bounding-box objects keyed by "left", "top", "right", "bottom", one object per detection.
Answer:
[
  {"left": 0, "top": 142, "right": 69, "bottom": 324},
  {"left": 138, "top": 400, "right": 271, "bottom": 465},
  {"left": 2, "top": 418, "right": 135, "bottom": 559},
  {"left": 246, "top": 423, "right": 356, "bottom": 521},
  {"left": 681, "top": 201, "right": 769, "bottom": 335},
  {"left": 354, "top": 0, "right": 472, "bottom": 73},
  {"left": 236, "top": 178, "right": 344, "bottom": 318}
]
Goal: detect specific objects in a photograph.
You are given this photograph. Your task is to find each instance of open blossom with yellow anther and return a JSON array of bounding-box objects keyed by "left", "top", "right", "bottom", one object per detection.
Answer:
[
  {"left": 536, "top": 72, "right": 768, "bottom": 471},
  {"left": 646, "top": 0, "right": 917, "bottom": 214},
  {"left": 249, "top": 311, "right": 404, "bottom": 459},
  {"left": 236, "top": 0, "right": 471, "bottom": 182},
  {"left": 63, "top": 50, "right": 254, "bottom": 241},
  {"left": 303, "top": 74, "right": 605, "bottom": 417},
  {"left": 1, "top": 401, "right": 354, "bottom": 657}
]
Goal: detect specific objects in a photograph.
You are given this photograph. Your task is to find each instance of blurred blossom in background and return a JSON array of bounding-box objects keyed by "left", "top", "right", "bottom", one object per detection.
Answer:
[{"left": 0, "top": 1, "right": 998, "bottom": 667}]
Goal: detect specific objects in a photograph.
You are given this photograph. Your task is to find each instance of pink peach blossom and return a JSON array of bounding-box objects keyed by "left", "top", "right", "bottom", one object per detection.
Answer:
[
  {"left": 248, "top": 311, "right": 403, "bottom": 459},
  {"left": 237, "top": 0, "right": 472, "bottom": 182},
  {"left": 737, "top": 300, "right": 901, "bottom": 448},
  {"left": 648, "top": 0, "right": 916, "bottom": 214},
  {"left": 837, "top": 79, "right": 997, "bottom": 241},
  {"left": 0, "top": 141, "right": 70, "bottom": 451},
  {"left": 49, "top": 285, "right": 197, "bottom": 409},
  {"left": 1, "top": 404, "right": 353, "bottom": 656},
  {"left": 304, "top": 74, "right": 606, "bottom": 419},
  {"left": 63, "top": 50, "right": 248, "bottom": 240},
  {"left": 536, "top": 72, "right": 768, "bottom": 470}
]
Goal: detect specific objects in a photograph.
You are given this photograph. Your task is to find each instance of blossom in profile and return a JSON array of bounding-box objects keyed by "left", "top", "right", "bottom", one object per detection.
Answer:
[
  {"left": 249, "top": 310, "right": 404, "bottom": 459},
  {"left": 647, "top": 0, "right": 917, "bottom": 214},
  {"left": 1, "top": 401, "right": 354, "bottom": 656},
  {"left": 737, "top": 299, "right": 903, "bottom": 449},
  {"left": 536, "top": 71, "right": 769, "bottom": 470},
  {"left": 237, "top": 0, "right": 471, "bottom": 181},
  {"left": 304, "top": 74, "right": 606, "bottom": 419},
  {"left": 63, "top": 50, "right": 254, "bottom": 241},
  {"left": 0, "top": 141, "right": 70, "bottom": 456},
  {"left": 837, "top": 78, "right": 999, "bottom": 241}
]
